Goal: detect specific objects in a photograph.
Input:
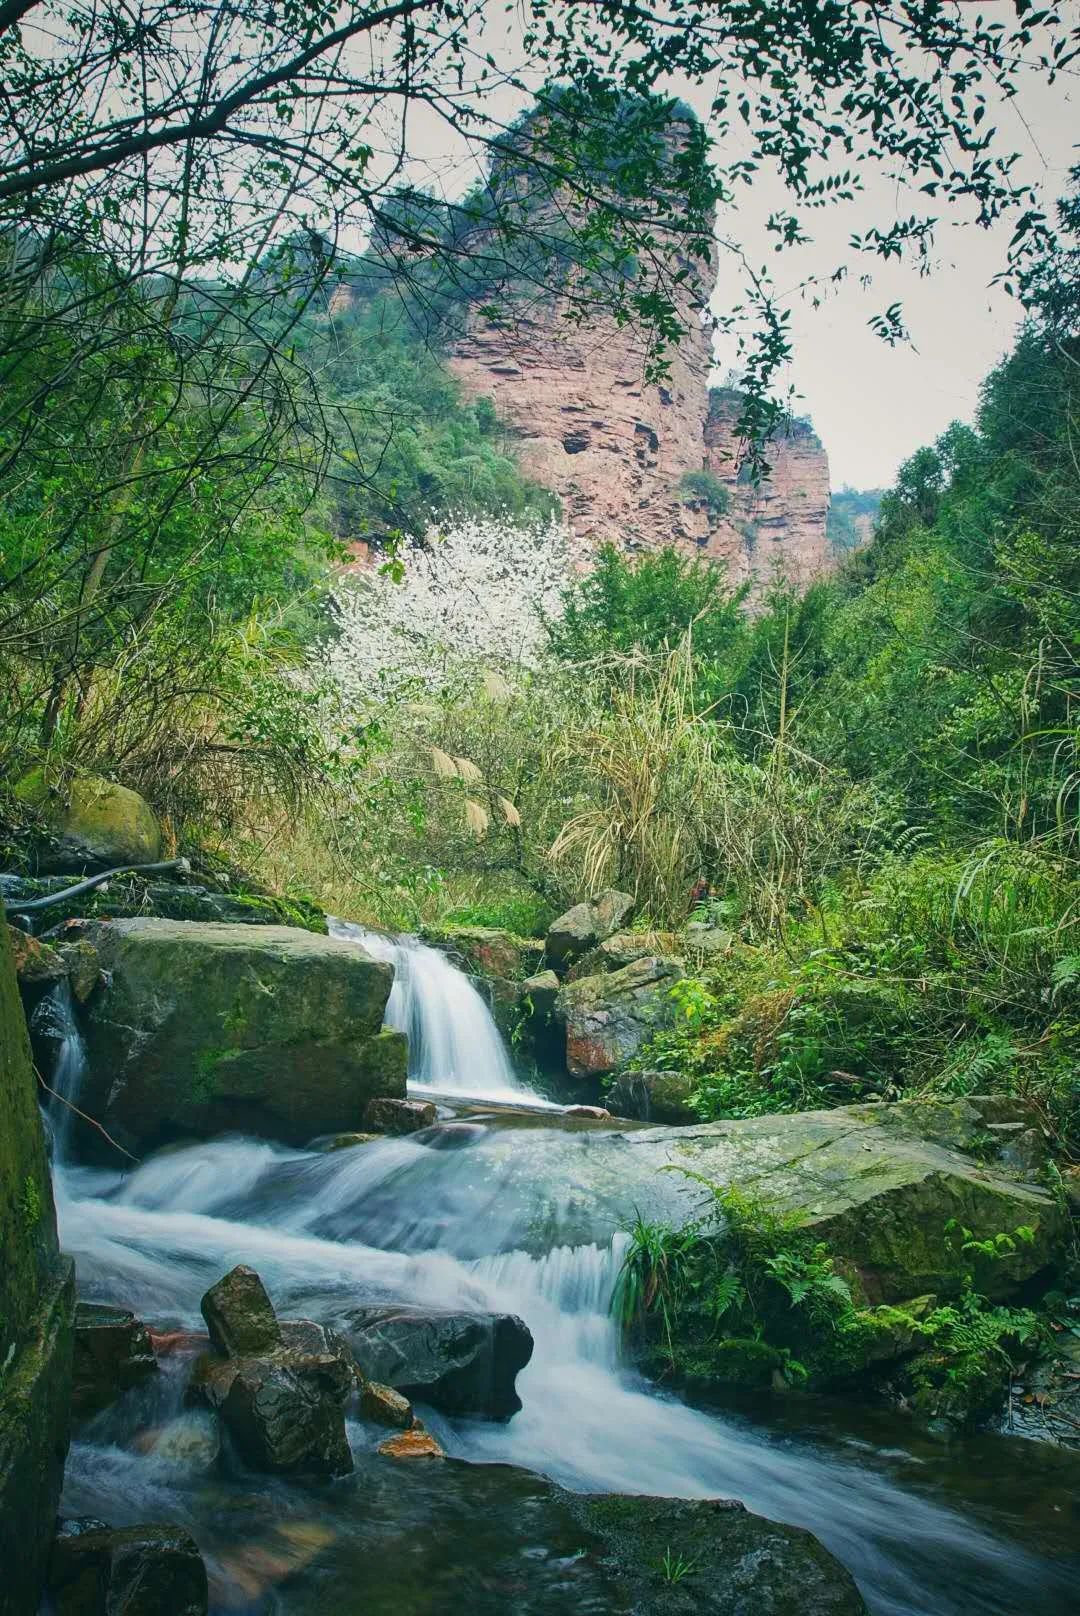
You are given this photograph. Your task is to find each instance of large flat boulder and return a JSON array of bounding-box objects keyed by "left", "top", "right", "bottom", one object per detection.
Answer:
[
  {"left": 566, "top": 1096, "right": 1068, "bottom": 1303},
  {"left": 563, "top": 1493, "right": 867, "bottom": 1615},
  {"left": 556, "top": 956, "right": 684, "bottom": 1078},
  {"left": 69, "top": 919, "right": 407, "bottom": 1154},
  {"left": 341, "top": 1304, "right": 533, "bottom": 1418}
]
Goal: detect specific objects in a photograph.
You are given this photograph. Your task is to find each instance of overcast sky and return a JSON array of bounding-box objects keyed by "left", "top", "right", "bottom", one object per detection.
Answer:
[
  {"left": 395, "top": 9, "right": 1078, "bottom": 493},
  {"left": 696, "top": 62, "right": 1078, "bottom": 489}
]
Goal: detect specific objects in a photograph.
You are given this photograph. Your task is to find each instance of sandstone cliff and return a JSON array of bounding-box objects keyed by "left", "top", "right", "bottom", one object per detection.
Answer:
[{"left": 449, "top": 319, "right": 833, "bottom": 596}]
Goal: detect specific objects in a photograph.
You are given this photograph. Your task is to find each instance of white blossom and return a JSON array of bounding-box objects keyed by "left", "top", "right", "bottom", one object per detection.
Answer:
[{"left": 327, "top": 513, "right": 570, "bottom": 697}]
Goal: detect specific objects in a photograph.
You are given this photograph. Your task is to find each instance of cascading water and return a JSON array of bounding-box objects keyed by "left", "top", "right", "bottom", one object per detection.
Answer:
[
  {"left": 330, "top": 918, "right": 548, "bottom": 1104},
  {"left": 31, "top": 978, "right": 87, "bottom": 1162},
  {"left": 51, "top": 936, "right": 1080, "bottom": 1616}
]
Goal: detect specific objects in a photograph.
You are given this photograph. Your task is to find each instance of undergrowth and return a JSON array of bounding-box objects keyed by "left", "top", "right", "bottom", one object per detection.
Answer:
[{"left": 613, "top": 1173, "right": 1051, "bottom": 1427}]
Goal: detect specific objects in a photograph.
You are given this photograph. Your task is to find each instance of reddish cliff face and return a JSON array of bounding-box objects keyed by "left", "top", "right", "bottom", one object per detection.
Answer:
[{"left": 449, "top": 319, "right": 834, "bottom": 596}]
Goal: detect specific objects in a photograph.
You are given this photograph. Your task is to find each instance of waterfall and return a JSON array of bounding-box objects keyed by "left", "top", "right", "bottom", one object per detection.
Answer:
[
  {"left": 30, "top": 979, "right": 87, "bottom": 1163},
  {"left": 330, "top": 919, "right": 547, "bottom": 1105}
]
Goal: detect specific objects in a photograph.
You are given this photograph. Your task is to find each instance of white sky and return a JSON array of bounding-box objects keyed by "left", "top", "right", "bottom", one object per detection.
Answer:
[
  {"left": 385, "top": 7, "right": 1079, "bottom": 492},
  {"left": 702, "top": 70, "right": 1079, "bottom": 488}
]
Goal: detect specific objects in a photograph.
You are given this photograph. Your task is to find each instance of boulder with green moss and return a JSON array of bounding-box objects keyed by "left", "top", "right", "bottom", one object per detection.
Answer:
[
  {"left": 592, "top": 1096, "right": 1068, "bottom": 1304},
  {"left": 0, "top": 904, "right": 75, "bottom": 1615},
  {"left": 545, "top": 889, "right": 635, "bottom": 971},
  {"left": 16, "top": 769, "right": 162, "bottom": 873},
  {"left": 68, "top": 918, "right": 407, "bottom": 1155},
  {"left": 421, "top": 924, "right": 543, "bottom": 980}
]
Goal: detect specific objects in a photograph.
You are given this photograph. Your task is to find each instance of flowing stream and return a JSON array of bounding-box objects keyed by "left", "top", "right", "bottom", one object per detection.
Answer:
[{"left": 48, "top": 934, "right": 1080, "bottom": 1615}]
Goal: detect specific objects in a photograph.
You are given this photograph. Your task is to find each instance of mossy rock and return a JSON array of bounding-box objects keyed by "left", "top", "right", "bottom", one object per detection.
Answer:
[
  {"left": 0, "top": 903, "right": 75, "bottom": 1614},
  {"left": 16, "top": 769, "right": 162, "bottom": 873},
  {"left": 67, "top": 918, "right": 407, "bottom": 1154},
  {"left": 421, "top": 925, "right": 544, "bottom": 980}
]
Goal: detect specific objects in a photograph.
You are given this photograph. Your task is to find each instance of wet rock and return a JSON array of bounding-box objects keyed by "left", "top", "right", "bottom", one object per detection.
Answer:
[
  {"left": 201, "top": 1266, "right": 281, "bottom": 1357},
  {"left": 364, "top": 1096, "right": 437, "bottom": 1135},
  {"left": 360, "top": 1381, "right": 413, "bottom": 1428},
  {"left": 545, "top": 889, "right": 635, "bottom": 970},
  {"left": 308, "top": 1131, "right": 382, "bottom": 1152},
  {"left": 16, "top": 770, "right": 162, "bottom": 874},
  {"left": 421, "top": 925, "right": 543, "bottom": 980},
  {"left": 192, "top": 1348, "right": 354, "bottom": 1478},
  {"left": 57, "top": 939, "right": 103, "bottom": 1003},
  {"left": 608, "top": 1068, "right": 698, "bottom": 1125},
  {"left": 563, "top": 1492, "right": 868, "bottom": 1614},
  {"left": 555, "top": 956, "right": 684, "bottom": 1078},
  {"left": 563, "top": 1105, "right": 612, "bottom": 1120},
  {"left": 342, "top": 1304, "right": 533, "bottom": 1418},
  {"left": 8, "top": 925, "right": 67, "bottom": 989},
  {"left": 49, "top": 1520, "right": 208, "bottom": 1616},
  {"left": 278, "top": 1318, "right": 362, "bottom": 1383},
  {"left": 141, "top": 1411, "right": 220, "bottom": 1473},
  {"left": 377, "top": 1426, "right": 445, "bottom": 1459},
  {"left": 67, "top": 918, "right": 407, "bottom": 1154},
  {"left": 72, "top": 1302, "right": 157, "bottom": 1416}
]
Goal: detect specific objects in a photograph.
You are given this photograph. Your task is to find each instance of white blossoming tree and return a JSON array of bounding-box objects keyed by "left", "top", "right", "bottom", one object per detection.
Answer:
[{"left": 328, "top": 514, "right": 571, "bottom": 697}]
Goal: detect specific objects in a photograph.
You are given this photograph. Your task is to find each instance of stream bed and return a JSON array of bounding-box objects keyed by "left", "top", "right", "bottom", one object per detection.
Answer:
[{"left": 50, "top": 929, "right": 1080, "bottom": 1615}]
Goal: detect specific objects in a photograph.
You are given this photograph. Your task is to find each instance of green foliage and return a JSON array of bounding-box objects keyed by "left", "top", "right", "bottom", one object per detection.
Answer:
[
  {"left": 615, "top": 1179, "right": 1049, "bottom": 1426},
  {"left": 547, "top": 545, "right": 746, "bottom": 677},
  {"left": 678, "top": 469, "right": 730, "bottom": 515},
  {"left": 19, "top": 1175, "right": 42, "bottom": 1234},
  {"left": 441, "top": 895, "right": 554, "bottom": 939}
]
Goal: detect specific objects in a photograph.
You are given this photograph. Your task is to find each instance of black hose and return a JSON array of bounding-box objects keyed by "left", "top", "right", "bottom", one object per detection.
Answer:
[{"left": 6, "top": 857, "right": 191, "bottom": 916}]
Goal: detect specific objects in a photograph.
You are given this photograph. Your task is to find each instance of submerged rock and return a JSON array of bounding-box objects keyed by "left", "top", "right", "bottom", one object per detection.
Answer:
[
  {"left": 563, "top": 1492, "right": 867, "bottom": 1614},
  {"left": 308, "top": 1131, "right": 382, "bottom": 1152},
  {"left": 545, "top": 889, "right": 635, "bottom": 970},
  {"left": 201, "top": 1265, "right": 281, "bottom": 1357},
  {"left": 364, "top": 1096, "right": 438, "bottom": 1135},
  {"left": 72, "top": 1301, "right": 158, "bottom": 1416},
  {"left": 342, "top": 1304, "right": 533, "bottom": 1418},
  {"left": 49, "top": 1519, "right": 208, "bottom": 1616},
  {"left": 556, "top": 956, "right": 683, "bottom": 1079},
  {"left": 69, "top": 918, "right": 407, "bottom": 1154}
]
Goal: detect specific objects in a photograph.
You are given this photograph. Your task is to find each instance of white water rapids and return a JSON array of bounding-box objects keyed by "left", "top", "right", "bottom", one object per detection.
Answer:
[{"left": 45, "top": 930, "right": 1080, "bottom": 1616}]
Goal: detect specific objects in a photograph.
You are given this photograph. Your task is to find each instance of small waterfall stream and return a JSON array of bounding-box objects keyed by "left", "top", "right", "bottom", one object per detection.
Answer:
[
  {"left": 45, "top": 929, "right": 1080, "bottom": 1615},
  {"left": 329, "top": 918, "right": 547, "bottom": 1104}
]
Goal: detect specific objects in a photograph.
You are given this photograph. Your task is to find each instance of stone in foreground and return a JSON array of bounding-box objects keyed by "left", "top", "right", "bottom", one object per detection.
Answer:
[
  {"left": 343, "top": 1304, "right": 533, "bottom": 1418},
  {"left": 68, "top": 918, "right": 408, "bottom": 1154},
  {"left": 364, "top": 1096, "right": 437, "bottom": 1135},
  {"left": 564, "top": 1493, "right": 867, "bottom": 1614},
  {"left": 200, "top": 1265, "right": 281, "bottom": 1357},
  {"left": 72, "top": 1301, "right": 158, "bottom": 1416},
  {"left": 49, "top": 1519, "right": 208, "bottom": 1616}
]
